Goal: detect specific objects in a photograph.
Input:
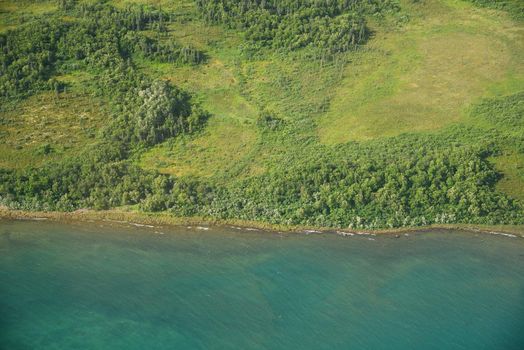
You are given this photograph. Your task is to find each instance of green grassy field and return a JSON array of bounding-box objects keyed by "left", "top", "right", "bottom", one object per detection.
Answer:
[
  {"left": 0, "top": 91, "right": 108, "bottom": 169},
  {"left": 0, "top": 0, "right": 56, "bottom": 32},
  {"left": 1, "top": 0, "right": 522, "bottom": 223},
  {"left": 317, "top": 0, "right": 523, "bottom": 143}
]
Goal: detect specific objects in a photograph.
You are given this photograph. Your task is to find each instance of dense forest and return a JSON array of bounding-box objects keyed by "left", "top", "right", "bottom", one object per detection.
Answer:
[
  {"left": 195, "top": 0, "right": 399, "bottom": 53},
  {"left": 0, "top": 1, "right": 204, "bottom": 97},
  {"left": 0, "top": 0, "right": 523, "bottom": 230}
]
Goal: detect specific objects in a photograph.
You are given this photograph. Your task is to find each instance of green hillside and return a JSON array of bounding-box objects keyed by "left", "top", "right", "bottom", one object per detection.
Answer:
[{"left": 1, "top": 0, "right": 523, "bottom": 229}]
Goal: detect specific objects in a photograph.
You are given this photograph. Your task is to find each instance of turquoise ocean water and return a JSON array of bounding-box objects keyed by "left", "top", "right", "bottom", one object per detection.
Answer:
[{"left": 1, "top": 220, "right": 523, "bottom": 349}]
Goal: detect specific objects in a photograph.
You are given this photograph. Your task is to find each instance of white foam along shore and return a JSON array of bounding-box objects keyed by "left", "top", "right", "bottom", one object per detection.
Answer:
[
  {"left": 130, "top": 222, "right": 155, "bottom": 228},
  {"left": 303, "top": 230, "right": 322, "bottom": 234},
  {"left": 487, "top": 231, "right": 517, "bottom": 238},
  {"left": 336, "top": 231, "right": 355, "bottom": 237},
  {"left": 103, "top": 219, "right": 155, "bottom": 228},
  {"left": 466, "top": 227, "right": 518, "bottom": 238},
  {"left": 336, "top": 231, "right": 377, "bottom": 237}
]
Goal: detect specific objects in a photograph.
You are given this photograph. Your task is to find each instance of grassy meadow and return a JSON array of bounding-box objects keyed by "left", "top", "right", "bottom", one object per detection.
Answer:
[{"left": 317, "top": 0, "right": 523, "bottom": 143}]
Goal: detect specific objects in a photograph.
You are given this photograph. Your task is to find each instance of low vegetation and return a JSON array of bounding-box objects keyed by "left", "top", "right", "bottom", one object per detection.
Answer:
[{"left": 0, "top": 0, "right": 522, "bottom": 230}]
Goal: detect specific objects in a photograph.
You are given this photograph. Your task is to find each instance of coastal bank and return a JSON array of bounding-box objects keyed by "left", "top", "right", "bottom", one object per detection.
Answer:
[{"left": 1, "top": 207, "right": 522, "bottom": 238}]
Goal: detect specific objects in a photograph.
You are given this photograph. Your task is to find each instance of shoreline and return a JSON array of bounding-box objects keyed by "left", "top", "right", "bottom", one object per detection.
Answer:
[{"left": 1, "top": 207, "right": 523, "bottom": 238}]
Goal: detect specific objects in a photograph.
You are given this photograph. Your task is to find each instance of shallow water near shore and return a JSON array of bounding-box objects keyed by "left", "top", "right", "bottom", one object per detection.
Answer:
[{"left": 1, "top": 220, "right": 523, "bottom": 349}]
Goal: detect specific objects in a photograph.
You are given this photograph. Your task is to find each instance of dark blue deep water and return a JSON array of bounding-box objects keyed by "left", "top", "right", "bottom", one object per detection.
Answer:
[{"left": 1, "top": 220, "right": 523, "bottom": 349}]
